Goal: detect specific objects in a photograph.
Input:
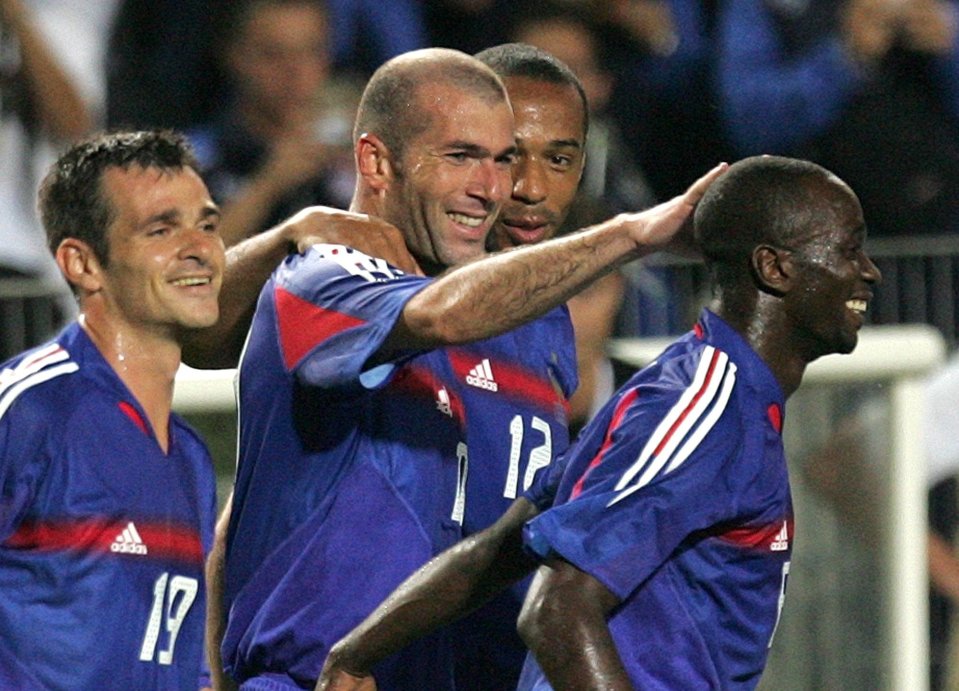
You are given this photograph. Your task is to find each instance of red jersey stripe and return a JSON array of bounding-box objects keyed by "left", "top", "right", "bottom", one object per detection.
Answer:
[
  {"left": 275, "top": 286, "right": 366, "bottom": 370},
  {"left": 4, "top": 519, "right": 204, "bottom": 563}
]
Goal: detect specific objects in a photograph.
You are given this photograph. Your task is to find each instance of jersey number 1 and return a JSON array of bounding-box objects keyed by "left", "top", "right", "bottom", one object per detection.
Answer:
[
  {"left": 139, "top": 572, "right": 198, "bottom": 665},
  {"left": 504, "top": 414, "right": 552, "bottom": 498}
]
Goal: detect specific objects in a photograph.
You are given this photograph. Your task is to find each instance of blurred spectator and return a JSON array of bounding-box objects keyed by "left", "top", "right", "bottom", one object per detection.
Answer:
[
  {"left": 187, "top": 0, "right": 356, "bottom": 246},
  {"left": 106, "top": 0, "right": 233, "bottom": 131},
  {"left": 510, "top": 5, "right": 657, "bottom": 214},
  {"left": 0, "top": 0, "right": 111, "bottom": 281},
  {"left": 0, "top": 0, "right": 114, "bottom": 361},
  {"left": 716, "top": 0, "right": 959, "bottom": 238},
  {"left": 107, "top": 0, "right": 420, "bottom": 135},
  {"left": 801, "top": 353, "right": 959, "bottom": 690},
  {"left": 325, "top": 0, "right": 427, "bottom": 76},
  {"left": 425, "top": 0, "right": 513, "bottom": 55},
  {"left": 597, "top": 0, "right": 728, "bottom": 201}
]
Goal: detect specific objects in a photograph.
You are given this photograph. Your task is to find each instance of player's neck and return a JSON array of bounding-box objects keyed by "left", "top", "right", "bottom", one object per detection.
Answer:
[
  {"left": 714, "top": 299, "right": 807, "bottom": 399},
  {"left": 78, "top": 312, "right": 180, "bottom": 453}
]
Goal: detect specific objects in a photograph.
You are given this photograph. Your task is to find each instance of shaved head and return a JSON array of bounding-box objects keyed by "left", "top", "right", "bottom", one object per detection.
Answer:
[{"left": 354, "top": 48, "right": 509, "bottom": 159}]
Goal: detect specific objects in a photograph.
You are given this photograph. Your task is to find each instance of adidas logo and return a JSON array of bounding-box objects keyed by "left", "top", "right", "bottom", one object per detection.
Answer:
[
  {"left": 770, "top": 521, "right": 788, "bottom": 552},
  {"left": 436, "top": 387, "right": 452, "bottom": 417},
  {"left": 465, "top": 359, "right": 498, "bottom": 392},
  {"left": 111, "top": 522, "right": 148, "bottom": 555}
]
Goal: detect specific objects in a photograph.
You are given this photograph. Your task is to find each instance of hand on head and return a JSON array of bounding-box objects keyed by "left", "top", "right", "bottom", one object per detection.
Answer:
[{"left": 622, "top": 162, "right": 727, "bottom": 258}]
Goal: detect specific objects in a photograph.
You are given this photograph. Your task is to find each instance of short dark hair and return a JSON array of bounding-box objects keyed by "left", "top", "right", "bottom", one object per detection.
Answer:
[
  {"left": 354, "top": 48, "right": 508, "bottom": 159},
  {"left": 475, "top": 42, "right": 589, "bottom": 137},
  {"left": 38, "top": 129, "right": 199, "bottom": 265},
  {"left": 694, "top": 156, "right": 843, "bottom": 289}
]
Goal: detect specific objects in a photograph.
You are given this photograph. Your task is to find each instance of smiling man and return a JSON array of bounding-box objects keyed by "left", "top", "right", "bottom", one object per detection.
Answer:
[
  {"left": 315, "top": 155, "right": 882, "bottom": 691},
  {"left": 217, "top": 47, "right": 724, "bottom": 691},
  {"left": 0, "top": 131, "right": 224, "bottom": 689}
]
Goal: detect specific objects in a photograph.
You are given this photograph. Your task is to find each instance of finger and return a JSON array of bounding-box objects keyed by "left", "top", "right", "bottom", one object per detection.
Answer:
[{"left": 682, "top": 162, "right": 728, "bottom": 205}]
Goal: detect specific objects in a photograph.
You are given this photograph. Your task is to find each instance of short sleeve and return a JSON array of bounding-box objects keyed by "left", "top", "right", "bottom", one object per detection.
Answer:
[
  {"left": 271, "top": 244, "right": 432, "bottom": 388},
  {"left": 523, "top": 351, "right": 747, "bottom": 599}
]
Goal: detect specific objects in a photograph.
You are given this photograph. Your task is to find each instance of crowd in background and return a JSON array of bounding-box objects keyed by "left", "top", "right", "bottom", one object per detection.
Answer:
[{"left": 6, "top": 0, "right": 959, "bottom": 688}]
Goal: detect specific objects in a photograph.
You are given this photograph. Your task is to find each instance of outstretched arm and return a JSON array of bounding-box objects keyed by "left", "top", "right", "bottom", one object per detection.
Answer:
[
  {"left": 181, "top": 207, "right": 418, "bottom": 368},
  {"left": 518, "top": 558, "right": 628, "bottom": 690},
  {"left": 315, "top": 498, "right": 541, "bottom": 691},
  {"left": 391, "top": 163, "right": 724, "bottom": 351}
]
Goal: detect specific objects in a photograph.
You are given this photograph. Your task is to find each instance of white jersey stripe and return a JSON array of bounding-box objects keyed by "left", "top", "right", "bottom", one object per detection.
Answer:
[
  {"left": 0, "top": 345, "right": 70, "bottom": 395},
  {"left": 0, "top": 362, "right": 80, "bottom": 423},
  {"left": 608, "top": 348, "right": 734, "bottom": 507},
  {"left": 664, "top": 361, "right": 737, "bottom": 474},
  {"left": 635, "top": 350, "right": 730, "bottom": 486},
  {"left": 18, "top": 343, "right": 64, "bottom": 371},
  {"left": 614, "top": 346, "right": 720, "bottom": 492}
]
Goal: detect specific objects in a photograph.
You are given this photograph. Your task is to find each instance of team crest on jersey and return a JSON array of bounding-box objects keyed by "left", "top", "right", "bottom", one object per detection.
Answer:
[{"left": 465, "top": 358, "right": 498, "bottom": 392}]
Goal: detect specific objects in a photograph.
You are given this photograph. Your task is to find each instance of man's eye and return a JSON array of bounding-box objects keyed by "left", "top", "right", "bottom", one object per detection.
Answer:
[{"left": 446, "top": 152, "right": 468, "bottom": 163}]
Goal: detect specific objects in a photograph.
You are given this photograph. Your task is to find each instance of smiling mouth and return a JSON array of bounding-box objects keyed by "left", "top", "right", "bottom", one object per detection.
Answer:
[
  {"left": 846, "top": 299, "right": 867, "bottom": 314},
  {"left": 171, "top": 277, "right": 212, "bottom": 287},
  {"left": 448, "top": 212, "right": 485, "bottom": 228}
]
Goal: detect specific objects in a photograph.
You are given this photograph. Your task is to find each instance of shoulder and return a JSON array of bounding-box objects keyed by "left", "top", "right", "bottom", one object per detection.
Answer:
[
  {"left": 274, "top": 244, "right": 429, "bottom": 304},
  {"left": 0, "top": 342, "right": 83, "bottom": 428}
]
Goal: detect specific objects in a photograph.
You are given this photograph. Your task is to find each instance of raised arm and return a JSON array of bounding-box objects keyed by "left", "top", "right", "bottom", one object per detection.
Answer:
[
  {"left": 315, "top": 498, "right": 541, "bottom": 691},
  {"left": 517, "top": 558, "right": 629, "bottom": 690},
  {"left": 181, "top": 206, "right": 418, "bottom": 368},
  {"left": 0, "top": 0, "right": 93, "bottom": 141},
  {"left": 390, "top": 163, "right": 724, "bottom": 351}
]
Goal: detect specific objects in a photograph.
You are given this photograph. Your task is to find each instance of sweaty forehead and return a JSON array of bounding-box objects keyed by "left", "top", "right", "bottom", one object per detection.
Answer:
[
  {"left": 410, "top": 81, "right": 514, "bottom": 148},
  {"left": 791, "top": 178, "right": 865, "bottom": 247},
  {"left": 503, "top": 76, "right": 587, "bottom": 141}
]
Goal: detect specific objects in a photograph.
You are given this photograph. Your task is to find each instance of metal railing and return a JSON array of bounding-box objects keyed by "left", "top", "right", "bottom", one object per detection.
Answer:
[
  {"left": 0, "top": 278, "right": 70, "bottom": 362},
  {"left": 621, "top": 234, "right": 959, "bottom": 348}
]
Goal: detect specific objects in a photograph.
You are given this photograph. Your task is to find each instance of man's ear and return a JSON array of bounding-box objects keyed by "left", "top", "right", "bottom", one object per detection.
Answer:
[
  {"left": 751, "top": 244, "right": 793, "bottom": 296},
  {"left": 356, "top": 133, "right": 395, "bottom": 192},
  {"left": 55, "top": 238, "right": 105, "bottom": 295}
]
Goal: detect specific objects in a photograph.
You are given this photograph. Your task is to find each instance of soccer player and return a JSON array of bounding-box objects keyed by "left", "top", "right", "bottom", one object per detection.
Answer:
[
  {"left": 317, "top": 155, "right": 882, "bottom": 690},
  {"left": 0, "top": 130, "right": 223, "bottom": 689},
  {"left": 446, "top": 43, "right": 592, "bottom": 689},
  {"left": 218, "top": 47, "right": 723, "bottom": 690}
]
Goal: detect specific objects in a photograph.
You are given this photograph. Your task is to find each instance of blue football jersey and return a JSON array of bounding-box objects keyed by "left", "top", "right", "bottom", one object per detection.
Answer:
[
  {"left": 446, "top": 309, "right": 577, "bottom": 690},
  {"left": 224, "top": 245, "right": 466, "bottom": 690},
  {"left": 0, "top": 323, "right": 216, "bottom": 691},
  {"left": 519, "top": 310, "right": 793, "bottom": 690}
]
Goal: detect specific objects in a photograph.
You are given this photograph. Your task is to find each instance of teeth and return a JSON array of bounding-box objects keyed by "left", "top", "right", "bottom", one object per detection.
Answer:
[
  {"left": 846, "top": 299, "right": 867, "bottom": 313},
  {"left": 172, "top": 277, "right": 210, "bottom": 287},
  {"left": 448, "top": 212, "right": 484, "bottom": 228}
]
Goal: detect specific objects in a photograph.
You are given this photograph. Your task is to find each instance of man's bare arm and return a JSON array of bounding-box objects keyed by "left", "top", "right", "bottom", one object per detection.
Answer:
[
  {"left": 181, "top": 207, "right": 418, "bottom": 368},
  {"left": 392, "top": 164, "right": 724, "bottom": 351},
  {"left": 315, "top": 498, "right": 541, "bottom": 691},
  {"left": 205, "top": 494, "right": 237, "bottom": 691},
  {"left": 518, "top": 558, "right": 629, "bottom": 690}
]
